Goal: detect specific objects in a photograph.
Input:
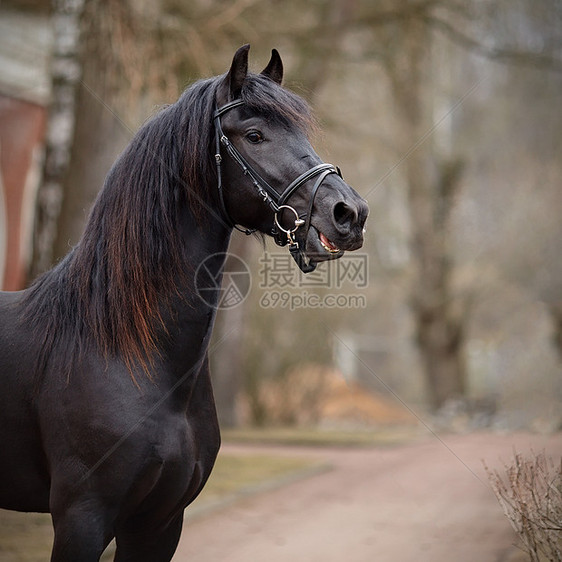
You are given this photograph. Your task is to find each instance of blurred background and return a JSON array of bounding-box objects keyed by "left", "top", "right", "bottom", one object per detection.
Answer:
[{"left": 1, "top": 0, "right": 561, "bottom": 434}]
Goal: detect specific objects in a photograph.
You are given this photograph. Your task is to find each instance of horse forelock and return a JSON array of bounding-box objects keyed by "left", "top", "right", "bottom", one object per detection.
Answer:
[{"left": 240, "top": 73, "right": 315, "bottom": 135}]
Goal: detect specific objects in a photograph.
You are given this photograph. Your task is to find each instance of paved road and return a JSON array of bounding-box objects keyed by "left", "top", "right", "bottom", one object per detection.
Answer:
[{"left": 175, "top": 432, "right": 562, "bottom": 562}]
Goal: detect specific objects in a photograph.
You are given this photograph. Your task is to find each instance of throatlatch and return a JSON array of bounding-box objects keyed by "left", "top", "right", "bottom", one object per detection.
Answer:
[{"left": 213, "top": 99, "right": 342, "bottom": 273}]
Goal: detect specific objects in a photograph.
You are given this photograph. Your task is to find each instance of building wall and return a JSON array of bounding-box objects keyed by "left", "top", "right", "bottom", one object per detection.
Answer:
[
  {"left": 0, "top": 96, "right": 46, "bottom": 290},
  {"left": 0, "top": 9, "right": 51, "bottom": 290}
]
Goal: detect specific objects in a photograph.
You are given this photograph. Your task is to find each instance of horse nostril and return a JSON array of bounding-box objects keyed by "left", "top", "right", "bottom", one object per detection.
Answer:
[{"left": 333, "top": 201, "right": 356, "bottom": 228}]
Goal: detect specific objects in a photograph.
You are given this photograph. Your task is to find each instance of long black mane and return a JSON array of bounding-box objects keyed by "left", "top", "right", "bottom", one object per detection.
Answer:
[{"left": 22, "top": 72, "right": 313, "bottom": 380}]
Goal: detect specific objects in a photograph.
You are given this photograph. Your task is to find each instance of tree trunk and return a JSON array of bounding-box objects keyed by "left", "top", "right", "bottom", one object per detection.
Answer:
[
  {"left": 29, "top": 0, "right": 85, "bottom": 279},
  {"left": 409, "top": 154, "right": 466, "bottom": 410},
  {"left": 52, "top": 39, "right": 130, "bottom": 260},
  {"left": 291, "top": 0, "right": 353, "bottom": 101},
  {"left": 387, "top": 18, "right": 468, "bottom": 411},
  {"left": 550, "top": 303, "right": 562, "bottom": 362},
  {"left": 210, "top": 234, "right": 252, "bottom": 428}
]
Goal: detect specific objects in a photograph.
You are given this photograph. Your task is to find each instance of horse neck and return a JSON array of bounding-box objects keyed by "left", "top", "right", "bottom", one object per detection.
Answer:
[{"left": 156, "top": 212, "right": 233, "bottom": 379}]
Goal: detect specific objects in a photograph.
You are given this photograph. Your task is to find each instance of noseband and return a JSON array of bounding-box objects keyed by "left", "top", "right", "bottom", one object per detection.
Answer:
[{"left": 213, "top": 99, "right": 342, "bottom": 273}]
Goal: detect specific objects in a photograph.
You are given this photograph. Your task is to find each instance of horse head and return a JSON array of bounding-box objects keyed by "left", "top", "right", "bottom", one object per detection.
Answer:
[{"left": 214, "top": 45, "right": 369, "bottom": 270}]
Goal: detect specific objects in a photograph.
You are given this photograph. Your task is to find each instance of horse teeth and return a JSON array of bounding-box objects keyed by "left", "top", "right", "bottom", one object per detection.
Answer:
[{"left": 319, "top": 232, "right": 340, "bottom": 253}]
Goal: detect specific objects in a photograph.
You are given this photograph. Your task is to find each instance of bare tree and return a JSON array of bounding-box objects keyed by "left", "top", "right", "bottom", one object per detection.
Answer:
[
  {"left": 378, "top": 9, "right": 468, "bottom": 410},
  {"left": 336, "top": 0, "right": 562, "bottom": 411},
  {"left": 32, "top": 0, "right": 206, "bottom": 274},
  {"left": 52, "top": 0, "right": 135, "bottom": 261},
  {"left": 30, "top": 0, "right": 84, "bottom": 279}
]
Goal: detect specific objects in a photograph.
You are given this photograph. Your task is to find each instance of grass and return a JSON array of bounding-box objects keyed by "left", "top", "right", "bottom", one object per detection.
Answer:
[
  {"left": 199, "top": 452, "right": 324, "bottom": 501},
  {"left": 189, "top": 451, "right": 327, "bottom": 517},
  {"left": 222, "top": 425, "right": 420, "bottom": 448}
]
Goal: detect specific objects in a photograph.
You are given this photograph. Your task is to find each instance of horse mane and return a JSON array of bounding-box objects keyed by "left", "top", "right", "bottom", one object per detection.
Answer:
[{"left": 22, "top": 71, "right": 314, "bottom": 381}]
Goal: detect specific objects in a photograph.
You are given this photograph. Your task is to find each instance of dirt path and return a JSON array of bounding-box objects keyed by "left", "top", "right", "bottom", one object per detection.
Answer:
[{"left": 175, "top": 432, "right": 562, "bottom": 562}]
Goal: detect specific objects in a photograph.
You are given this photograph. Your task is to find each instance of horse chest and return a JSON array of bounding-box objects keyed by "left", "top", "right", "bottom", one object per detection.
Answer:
[{"left": 117, "top": 413, "right": 218, "bottom": 518}]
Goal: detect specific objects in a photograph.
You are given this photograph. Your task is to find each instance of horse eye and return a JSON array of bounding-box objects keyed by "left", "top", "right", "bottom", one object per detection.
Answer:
[{"left": 246, "top": 131, "right": 264, "bottom": 144}]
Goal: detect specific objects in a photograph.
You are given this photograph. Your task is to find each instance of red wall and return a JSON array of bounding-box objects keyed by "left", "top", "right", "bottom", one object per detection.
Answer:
[{"left": 0, "top": 95, "right": 46, "bottom": 290}]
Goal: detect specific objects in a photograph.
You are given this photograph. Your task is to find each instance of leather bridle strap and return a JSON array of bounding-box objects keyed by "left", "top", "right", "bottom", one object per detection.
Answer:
[
  {"left": 278, "top": 163, "right": 340, "bottom": 207},
  {"left": 287, "top": 167, "right": 337, "bottom": 273},
  {"left": 214, "top": 100, "right": 279, "bottom": 235}
]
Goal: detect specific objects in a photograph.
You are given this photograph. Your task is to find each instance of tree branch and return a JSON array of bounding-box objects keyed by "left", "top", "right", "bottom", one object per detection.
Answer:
[{"left": 424, "top": 14, "right": 562, "bottom": 72}]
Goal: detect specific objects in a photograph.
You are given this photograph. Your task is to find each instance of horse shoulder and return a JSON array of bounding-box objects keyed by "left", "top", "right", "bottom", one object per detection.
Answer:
[{"left": 0, "top": 291, "right": 51, "bottom": 512}]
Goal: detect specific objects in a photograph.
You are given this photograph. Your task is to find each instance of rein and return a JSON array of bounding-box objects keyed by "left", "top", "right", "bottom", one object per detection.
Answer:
[{"left": 213, "top": 99, "right": 342, "bottom": 273}]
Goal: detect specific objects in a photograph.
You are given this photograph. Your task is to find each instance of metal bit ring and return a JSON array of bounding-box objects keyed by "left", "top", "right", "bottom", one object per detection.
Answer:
[{"left": 274, "top": 205, "right": 305, "bottom": 236}]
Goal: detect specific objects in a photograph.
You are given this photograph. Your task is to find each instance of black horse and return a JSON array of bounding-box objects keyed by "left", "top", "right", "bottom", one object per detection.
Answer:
[{"left": 0, "top": 45, "right": 368, "bottom": 561}]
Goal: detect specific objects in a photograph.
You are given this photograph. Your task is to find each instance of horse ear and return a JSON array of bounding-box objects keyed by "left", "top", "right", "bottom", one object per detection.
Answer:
[
  {"left": 261, "top": 49, "right": 283, "bottom": 85},
  {"left": 217, "top": 44, "right": 250, "bottom": 104}
]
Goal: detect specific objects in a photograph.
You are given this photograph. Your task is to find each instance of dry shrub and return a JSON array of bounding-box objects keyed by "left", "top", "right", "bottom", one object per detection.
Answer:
[
  {"left": 486, "top": 451, "right": 562, "bottom": 561},
  {"left": 257, "top": 365, "right": 331, "bottom": 426},
  {"left": 254, "top": 365, "right": 417, "bottom": 427}
]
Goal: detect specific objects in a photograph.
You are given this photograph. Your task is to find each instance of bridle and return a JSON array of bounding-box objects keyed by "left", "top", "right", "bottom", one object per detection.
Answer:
[{"left": 213, "top": 99, "right": 343, "bottom": 273}]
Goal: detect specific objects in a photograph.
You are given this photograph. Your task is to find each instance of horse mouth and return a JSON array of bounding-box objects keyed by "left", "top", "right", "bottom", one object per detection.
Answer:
[
  {"left": 304, "top": 224, "right": 364, "bottom": 263},
  {"left": 318, "top": 231, "right": 341, "bottom": 254},
  {"left": 302, "top": 226, "right": 345, "bottom": 263}
]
